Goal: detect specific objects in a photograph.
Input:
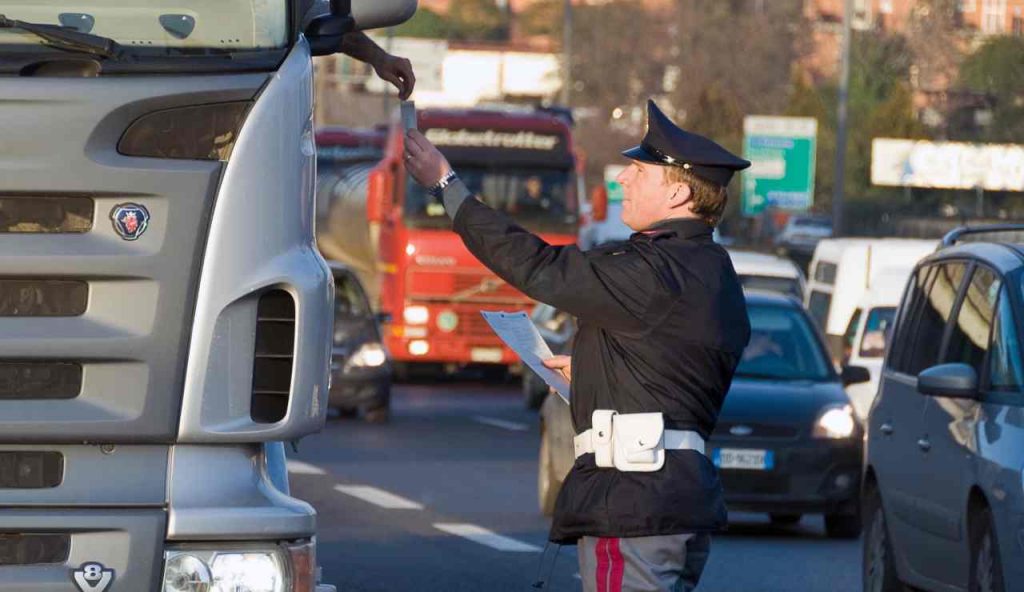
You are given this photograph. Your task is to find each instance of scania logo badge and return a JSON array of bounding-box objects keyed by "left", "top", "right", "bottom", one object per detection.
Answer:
[
  {"left": 730, "top": 425, "right": 754, "bottom": 437},
  {"left": 72, "top": 562, "right": 115, "bottom": 592},
  {"left": 110, "top": 203, "right": 150, "bottom": 241}
]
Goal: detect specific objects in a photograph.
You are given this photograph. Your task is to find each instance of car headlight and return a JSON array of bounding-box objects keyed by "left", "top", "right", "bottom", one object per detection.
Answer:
[
  {"left": 813, "top": 405, "right": 857, "bottom": 439},
  {"left": 162, "top": 541, "right": 318, "bottom": 592},
  {"left": 403, "top": 305, "right": 429, "bottom": 325},
  {"left": 344, "top": 342, "right": 388, "bottom": 371}
]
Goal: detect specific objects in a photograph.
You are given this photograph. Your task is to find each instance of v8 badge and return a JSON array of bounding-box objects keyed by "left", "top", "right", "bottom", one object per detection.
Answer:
[{"left": 72, "top": 562, "right": 115, "bottom": 592}]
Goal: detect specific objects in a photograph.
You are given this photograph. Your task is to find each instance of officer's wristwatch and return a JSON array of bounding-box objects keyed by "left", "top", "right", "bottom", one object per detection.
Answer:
[{"left": 428, "top": 170, "right": 458, "bottom": 199}]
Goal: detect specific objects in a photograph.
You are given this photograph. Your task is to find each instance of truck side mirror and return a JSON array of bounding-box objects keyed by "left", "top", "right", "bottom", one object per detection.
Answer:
[
  {"left": 917, "top": 363, "right": 979, "bottom": 400},
  {"left": 591, "top": 186, "right": 608, "bottom": 223},
  {"left": 305, "top": 0, "right": 417, "bottom": 56}
]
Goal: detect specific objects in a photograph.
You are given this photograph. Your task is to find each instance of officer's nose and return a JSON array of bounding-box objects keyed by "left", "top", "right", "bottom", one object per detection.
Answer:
[{"left": 617, "top": 165, "right": 633, "bottom": 186}]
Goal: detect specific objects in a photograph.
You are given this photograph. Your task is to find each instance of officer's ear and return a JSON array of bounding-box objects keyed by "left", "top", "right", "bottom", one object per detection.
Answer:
[{"left": 666, "top": 180, "right": 693, "bottom": 210}]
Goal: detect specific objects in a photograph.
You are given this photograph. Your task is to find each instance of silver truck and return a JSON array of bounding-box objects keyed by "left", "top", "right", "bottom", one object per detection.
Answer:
[{"left": 0, "top": 1, "right": 414, "bottom": 590}]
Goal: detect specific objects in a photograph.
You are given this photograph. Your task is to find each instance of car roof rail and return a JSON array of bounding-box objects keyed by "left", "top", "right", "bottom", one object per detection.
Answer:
[{"left": 941, "top": 224, "right": 1024, "bottom": 248}]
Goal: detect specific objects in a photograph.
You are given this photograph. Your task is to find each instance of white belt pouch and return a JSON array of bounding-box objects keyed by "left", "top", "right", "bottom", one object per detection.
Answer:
[{"left": 592, "top": 410, "right": 666, "bottom": 473}]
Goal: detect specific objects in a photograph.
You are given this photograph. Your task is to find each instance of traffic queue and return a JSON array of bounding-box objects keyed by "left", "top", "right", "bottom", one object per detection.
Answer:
[{"left": 311, "top": 117, "right": 1023, "bottom": 592}]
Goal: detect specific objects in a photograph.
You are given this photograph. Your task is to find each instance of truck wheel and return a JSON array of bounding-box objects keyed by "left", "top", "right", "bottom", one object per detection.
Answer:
[
  {"left": 538, "top": 425, "right": 559, "bottom": 517},
  {"left": 969, "top": 506, "right": 1005, "bottom": 592},
  {"left": 862, "top": 485, "right": 906, "bottom": 592}
]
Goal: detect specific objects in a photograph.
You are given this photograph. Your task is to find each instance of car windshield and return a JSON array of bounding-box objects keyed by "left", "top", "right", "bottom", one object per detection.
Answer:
[
  {"left": 736, "top": 304, "right": 832, "bottom": 381},
  {"left": 739, "top": 274, "right": 802, "bottom": 299},
  {"left": 405, "top": 166, "right": 577, "bottom": 234},
  {"left": 0, "top": 1, "right": 289, "bottom": 54}
]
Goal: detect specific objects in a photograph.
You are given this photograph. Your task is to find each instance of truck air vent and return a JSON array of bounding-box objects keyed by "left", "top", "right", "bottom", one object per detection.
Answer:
[
  {"left": 251, "top": 290, "right": 295, "bottom": 424},
  {"left": 0, "top": 362, "right": 82, "bottom": 399},
  {"left": 0, "top": 452, "right": 64, "bottom": 489},
  {"left": 0, "top": 534, "right": 70, "bottom": 565},
  {"left": 0, "top": 196, "right": 93, "bottom": 233},
  {"left": 0, "top": 280, "right": 88, "bottom": 317}
]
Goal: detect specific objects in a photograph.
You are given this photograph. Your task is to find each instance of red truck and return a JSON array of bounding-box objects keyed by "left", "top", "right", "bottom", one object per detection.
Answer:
[{"left": 317, "top": 107, "right": 582, "bottom": 372}]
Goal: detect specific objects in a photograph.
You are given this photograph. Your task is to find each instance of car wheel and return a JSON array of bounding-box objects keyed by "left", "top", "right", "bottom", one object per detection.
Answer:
[
  {"left": 538, "top": 425, "right": 559, "bottom": 517},
  {"left": 770, "top": 513, "right": 802, "bottom": 526},
  {"left": 969, "top": 507, "right": 1005, "bottom": 592},
  {"left": 523, "top": 372, "right": 548, "bottom": 410},
  {"left": 863, "top": 486, "right": 906, "bottom": 592}
]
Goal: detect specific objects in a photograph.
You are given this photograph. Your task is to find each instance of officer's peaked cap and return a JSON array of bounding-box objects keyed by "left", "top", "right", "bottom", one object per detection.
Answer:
[{"left": 622, "top": 100, "right": 751, "bottom": 187}]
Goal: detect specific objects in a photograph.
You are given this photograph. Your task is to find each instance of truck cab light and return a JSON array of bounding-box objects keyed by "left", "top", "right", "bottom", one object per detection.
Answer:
[{"left": 409, "top": 340, "right": 429, "bottom": 356}]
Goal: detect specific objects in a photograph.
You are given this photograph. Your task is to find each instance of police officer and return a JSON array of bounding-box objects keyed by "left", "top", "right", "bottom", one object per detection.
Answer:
[{"left": 404, "top": 100, "right": 751, "bottom": 592}]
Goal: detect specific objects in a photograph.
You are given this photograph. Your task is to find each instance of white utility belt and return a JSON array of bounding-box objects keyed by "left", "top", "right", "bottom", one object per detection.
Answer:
[{"left": 573, "top": 410, "right": 705, "bottom": 473}]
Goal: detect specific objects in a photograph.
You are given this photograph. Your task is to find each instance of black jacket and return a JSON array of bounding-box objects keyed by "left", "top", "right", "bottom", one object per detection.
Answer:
[{"left": 452, "top": 197, "right": 751, "bottom": 543}]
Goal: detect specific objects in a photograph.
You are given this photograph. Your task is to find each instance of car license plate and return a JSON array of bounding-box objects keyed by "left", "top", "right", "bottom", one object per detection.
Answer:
[
  {"left": 712, "top": 448, "right": 774, "bottom": 471},
  {"left": 470, "top": 347, "right": 503, "bottom": 363}
]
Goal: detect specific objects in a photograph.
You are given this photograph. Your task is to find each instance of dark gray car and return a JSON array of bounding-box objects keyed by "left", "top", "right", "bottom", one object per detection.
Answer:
[
  {"left": 862, "top": 226, "right": 1024, "bottom": 592},
  {"left": 329, "top": 263, "right": 392, "bottom": 423}
]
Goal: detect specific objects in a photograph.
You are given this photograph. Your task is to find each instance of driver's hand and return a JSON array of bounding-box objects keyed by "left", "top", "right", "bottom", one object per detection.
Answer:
[{"left": 372, "top": 53, "right": 416, "bottom": 100}]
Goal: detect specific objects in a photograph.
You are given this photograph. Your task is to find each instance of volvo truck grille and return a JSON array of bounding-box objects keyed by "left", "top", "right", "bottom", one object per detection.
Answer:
[
  {"left": 0, "top": 362, "right": 82, "bottom": 400},
  {"left": 0, "top": 451, "right": 63, "bottom": 488}
]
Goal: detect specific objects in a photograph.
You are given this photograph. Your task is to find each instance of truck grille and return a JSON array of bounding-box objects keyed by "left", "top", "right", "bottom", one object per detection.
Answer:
[
  {"left": 0, "top": 196, "right": 93, "bottom": 234},
  {"left": 0, "top": 534, "right": 70, "bottom": 565},
  {"left": 0, "top": 452, "right": 63, "bottom": 488},
  {"left": 0, "top": 280, "right": 88, "bottom": 317},
  {"left": 0, "top": 362, "right": 82, "bottom": 400},
  {"left": 251, "top": 290, "right": 295, "bottom": 424}
]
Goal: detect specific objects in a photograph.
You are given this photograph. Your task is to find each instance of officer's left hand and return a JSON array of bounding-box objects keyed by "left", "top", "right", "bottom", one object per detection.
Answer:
[
  {"left": 542, "top": 355, "right": 572, "bottom": 384},
  {"left": 405, "top": 130, "right": 452, "bottom": 188}
]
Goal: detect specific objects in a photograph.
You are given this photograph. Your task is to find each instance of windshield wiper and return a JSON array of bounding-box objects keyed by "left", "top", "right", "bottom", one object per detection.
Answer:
[{"left": 0, "top": 15, "right": 122, "bottom": 59}]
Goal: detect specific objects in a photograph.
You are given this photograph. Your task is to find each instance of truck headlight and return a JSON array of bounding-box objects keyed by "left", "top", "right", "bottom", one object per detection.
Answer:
[
  {"left": 813, "top": 405, "right": 857, "bottom": 439},
  {"left": 163, "top": 540, "right": 318, "bottom": 592},
  {"left": 403, "top": 305, "right": 429, "bottom": 325},
  {"left": 344, "top": 342, "right": 388, "bottom": 370}
]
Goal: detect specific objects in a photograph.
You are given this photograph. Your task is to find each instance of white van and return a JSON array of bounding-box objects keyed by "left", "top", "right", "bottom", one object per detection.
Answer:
[
  {"left": 839, "top": 269, "right": 911, "bottom": 420},
  {"left": 805, "top": 238, "right": 936, "bottom": 360},
  {"left": 728, "top": 249, "right": 806, "bottom": 300}
]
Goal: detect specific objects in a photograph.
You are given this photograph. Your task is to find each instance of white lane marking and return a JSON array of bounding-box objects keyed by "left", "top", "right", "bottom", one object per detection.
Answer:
[
  {"left": 433, "top": 523, "right": 542, "bottom": 552},
  {"left": 334, "top": 485, "right": 424, "bottom": 510},
  {"left": 287, "top": 460, "right": 326, "bottom": 475},
  {"left": 473, "top": 416, "right": 530, "bottom": 432}
]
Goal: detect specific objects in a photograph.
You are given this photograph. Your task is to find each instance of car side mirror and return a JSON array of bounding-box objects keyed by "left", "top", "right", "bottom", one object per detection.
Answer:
[
  {"left": 917, "top": 363, "right": 979, "bottom": 400},
  {"left": 375, "top": 312, "right": 393, "bottom": 325},
  {"left": 841, "top": 365, "right": 871, "bottom": 387}
]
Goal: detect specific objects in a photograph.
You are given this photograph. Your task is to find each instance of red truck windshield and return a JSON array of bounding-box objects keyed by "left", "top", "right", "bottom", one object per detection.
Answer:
[{"left": 404, "top": 165, "right": 577, "bottom": 234}]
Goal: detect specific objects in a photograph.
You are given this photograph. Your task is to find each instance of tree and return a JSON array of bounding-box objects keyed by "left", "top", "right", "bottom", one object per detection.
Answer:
[
  {"left": 518, "top": 0, "right": 563, "bottom": 39},
  {"left": 393, "top": 7, "right": 449, "bottom": 39},
  {"left": 958, "top": 36, "right": 1024, "bottom": 143},
  {"left": 448, "top": 0, "right": 508, "bottom": 42}
]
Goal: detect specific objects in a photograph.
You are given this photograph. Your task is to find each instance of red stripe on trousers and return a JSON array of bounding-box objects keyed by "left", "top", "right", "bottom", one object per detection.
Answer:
[
  {"left": 608, "top": 538, "right": 624, "bottom": 592},
  {"left": 595, "top": 538, "right": 609, "bottom": 592}
]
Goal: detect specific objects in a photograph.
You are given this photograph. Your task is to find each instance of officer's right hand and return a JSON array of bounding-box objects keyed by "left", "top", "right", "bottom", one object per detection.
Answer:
[{"left": 542, "top": 355, "right": 572, "bottom": 384}]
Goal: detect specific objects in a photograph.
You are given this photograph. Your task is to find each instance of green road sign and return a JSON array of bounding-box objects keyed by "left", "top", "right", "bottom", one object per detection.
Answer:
[{"left": 741, "top": 116, "right": 818, "bottom": 216}]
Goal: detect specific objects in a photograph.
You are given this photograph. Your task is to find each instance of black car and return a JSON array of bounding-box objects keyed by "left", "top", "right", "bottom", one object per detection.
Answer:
[
  {"left": 538, "top": 290, "right": 868, "bottom": 538},
  {"left": 329, "top": 262, "right": 392, "bottom": 423}
]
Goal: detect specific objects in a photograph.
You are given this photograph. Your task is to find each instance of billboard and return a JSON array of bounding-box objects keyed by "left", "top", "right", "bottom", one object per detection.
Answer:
[
  {"left": 741, "top": 116, "right": 818, "bottom": 216},
  {"left": 872, "top": 139, "right": 1024, "bottom": 192}
]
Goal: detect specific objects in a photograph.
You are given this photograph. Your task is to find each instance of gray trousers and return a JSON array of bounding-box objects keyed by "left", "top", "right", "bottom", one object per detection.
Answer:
[{"left": 578, "top": 534, "right": 711, "bottom": 592}]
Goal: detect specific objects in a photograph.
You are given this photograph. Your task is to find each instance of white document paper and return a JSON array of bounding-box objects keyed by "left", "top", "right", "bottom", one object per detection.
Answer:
[{"left": 481, "top": 311, "right": 570, "bottom": 404}]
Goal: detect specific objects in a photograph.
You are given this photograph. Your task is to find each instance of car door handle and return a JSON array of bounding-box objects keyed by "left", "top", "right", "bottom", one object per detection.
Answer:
[
  {"left": 880, "top": 423, "right": 894, "bottom": 436},
  {"left": 917, "top": 438, "right": 931, "bottom": 452}
]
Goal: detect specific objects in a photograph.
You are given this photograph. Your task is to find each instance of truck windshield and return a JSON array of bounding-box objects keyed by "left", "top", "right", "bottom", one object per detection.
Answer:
[
  {"left": 405, "top": 166, "right": 577, "bottom": 235},
  {"left": 0, "top": 1, "right": 289, "bottom": 58}
]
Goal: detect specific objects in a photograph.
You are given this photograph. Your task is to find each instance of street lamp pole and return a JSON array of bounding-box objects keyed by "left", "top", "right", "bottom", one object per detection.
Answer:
[
  {"left": 832, "top": 0, "right": 853, "bottom": 237},
  {"left": 561, "top": 0, "right": 573, "bottom": 106}
]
